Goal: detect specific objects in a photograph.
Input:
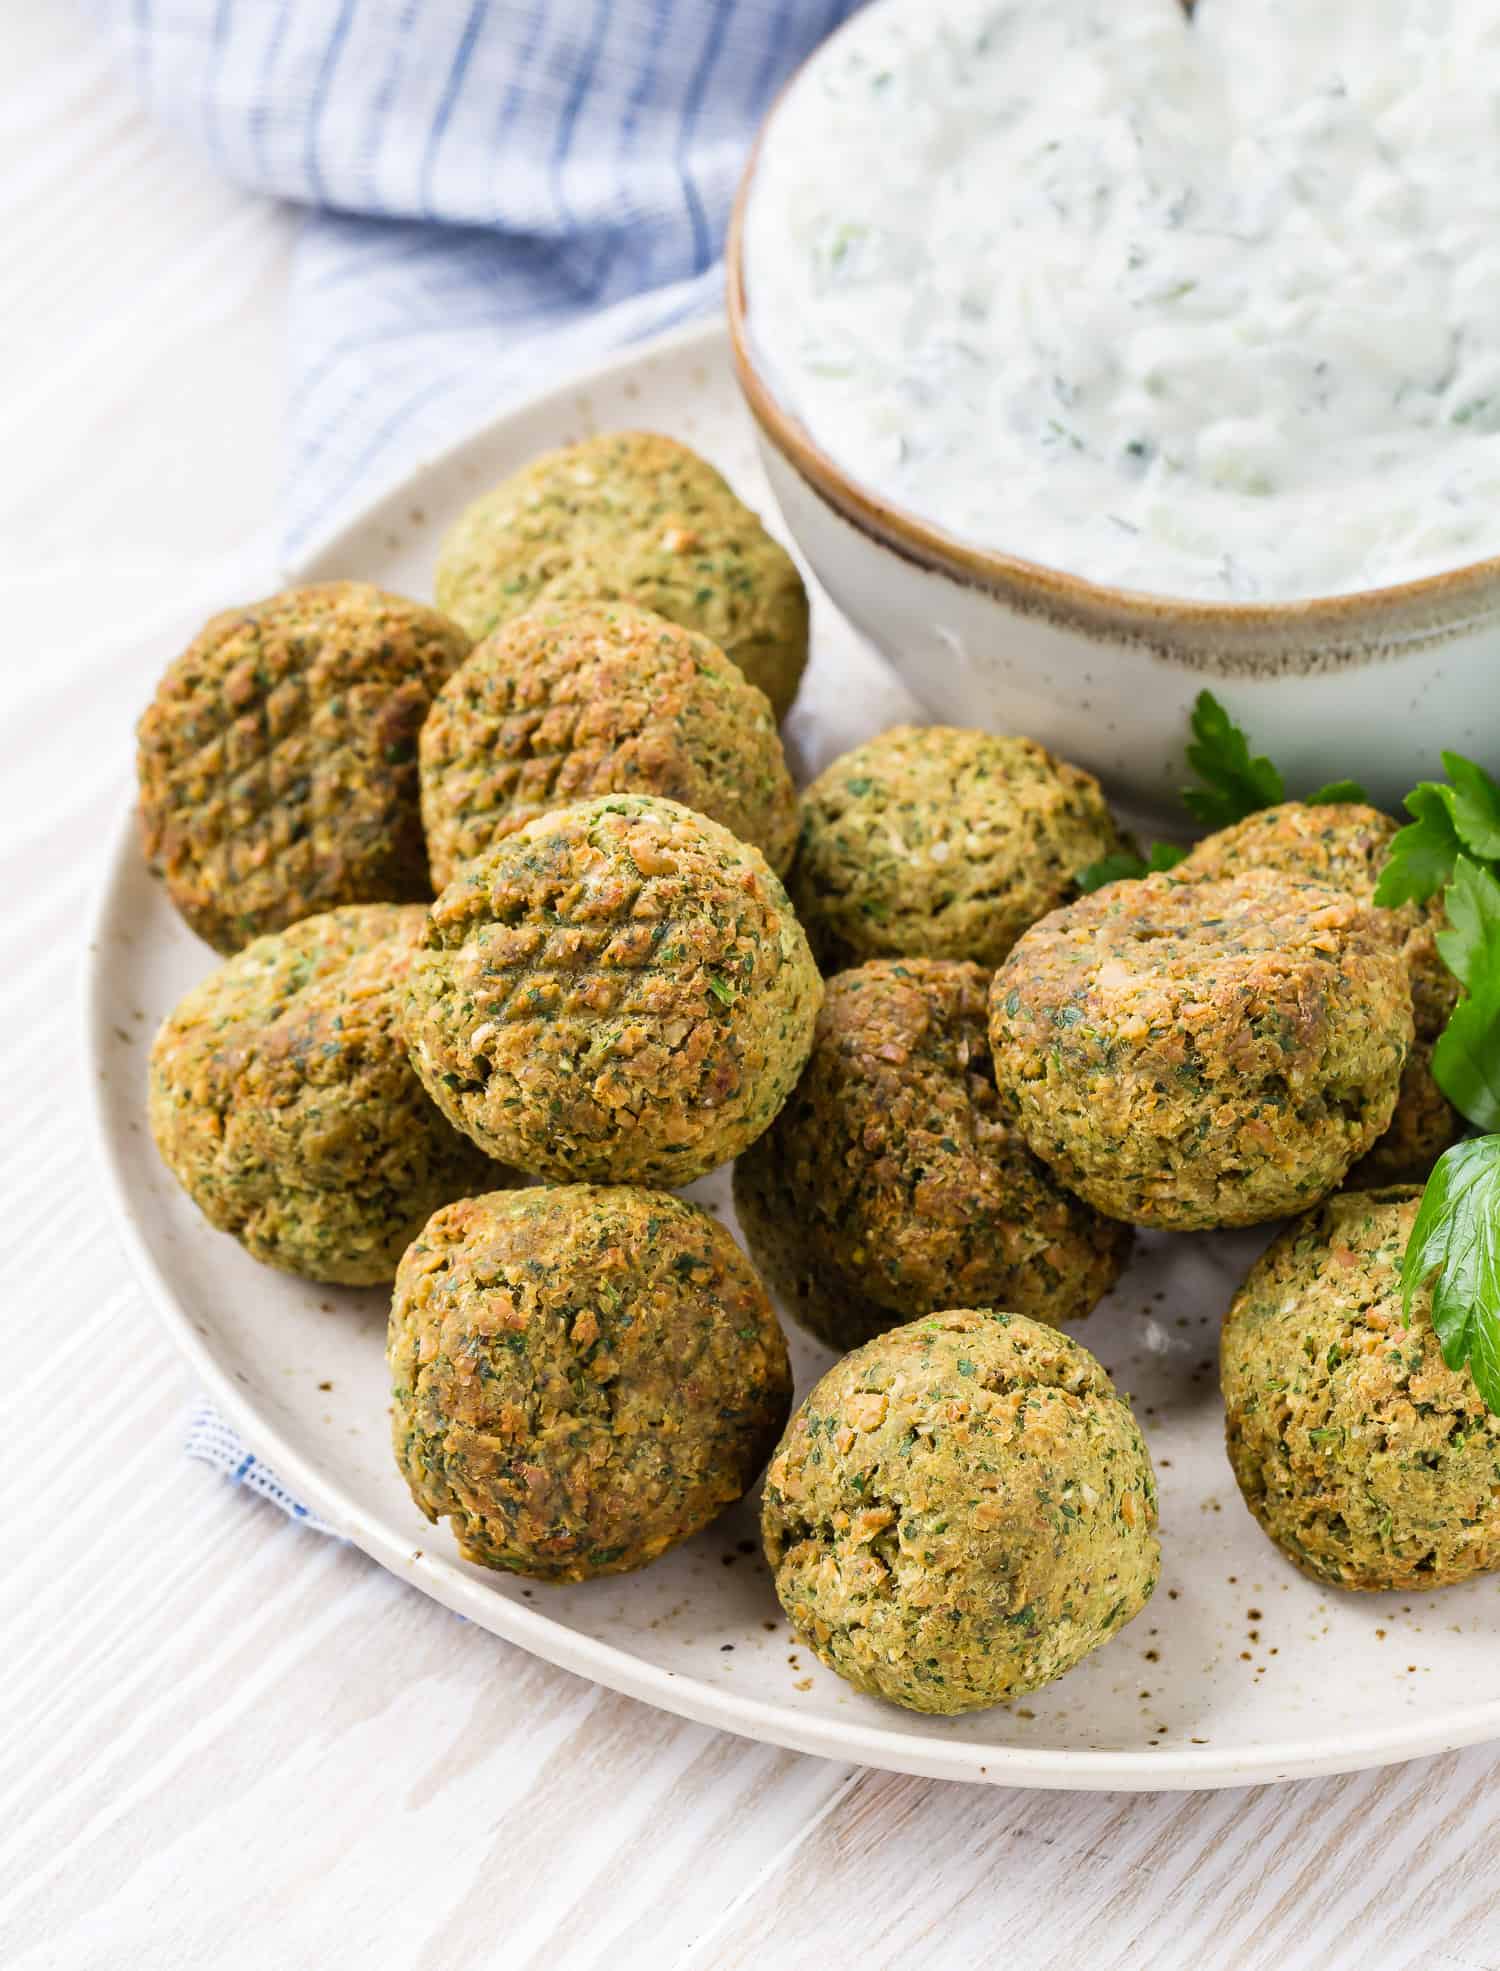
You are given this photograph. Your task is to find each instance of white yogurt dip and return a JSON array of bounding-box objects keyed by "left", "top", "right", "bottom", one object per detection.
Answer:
[{"left": 743, "top": 0, "right": 1500, "bottom": 602}]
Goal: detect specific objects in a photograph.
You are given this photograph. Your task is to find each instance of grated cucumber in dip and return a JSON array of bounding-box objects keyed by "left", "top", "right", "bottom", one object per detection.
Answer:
[{"left": 743, "top": 0, "right": 1500, "bottom": 602}]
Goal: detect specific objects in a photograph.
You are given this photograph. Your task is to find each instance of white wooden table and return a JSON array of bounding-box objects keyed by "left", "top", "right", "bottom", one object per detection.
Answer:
[{"left": 4, "top": 12, "right": 1500, "bottom": 1967}]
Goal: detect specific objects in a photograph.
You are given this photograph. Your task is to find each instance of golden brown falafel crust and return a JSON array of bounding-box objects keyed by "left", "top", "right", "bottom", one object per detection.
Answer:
[
  {"left": 389, "top": 1185, "right": 792, "bottom": 1580},
  {"left": 762, "top": 1310, "right": 1159, "bottom": 1714},
  {"left": 733, "top": 959, "right": 1129, "bottom": 1352},
  {"left": 1173, "top": 800, "right": 1461, "bottom": 1180},
  {"left": 404, "top": 795, "right": 822, "bottom": 1186},
  {"left": 1222, "top": 1187, "right": 1500, "bottom": 1592},
  {"left": 1347, "top": 1036, "right": 1459, "bottom": 1186},
  {"left": 990, "top": 870, "right": 1413, "bottom": 1230},
  {"left": 137, "top": 583, "right": 470, "bottom": 953},
  {"left": 148, "top": 904, "right": 501, "bottom": 1284},
  {"left": 790, "top": 726, "right": 1124, "bottom": 972},
  {"left": 419, "top": 602, "right": 797, "bottom": 888},
  {"left": 432, "top": 431, "right": 808, "bottom": 718}
]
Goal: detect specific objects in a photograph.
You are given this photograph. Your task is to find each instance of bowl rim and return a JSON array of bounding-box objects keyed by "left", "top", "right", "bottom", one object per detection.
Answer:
[{"left": 725, "top": 8, "right": 1500, "bottom": 638}]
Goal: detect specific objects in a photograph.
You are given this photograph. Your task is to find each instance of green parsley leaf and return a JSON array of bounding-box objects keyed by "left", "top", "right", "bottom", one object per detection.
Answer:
[
  {"left": 1075, "top": 840, "right": 1187, "bottom": 894},
  {"left": 1306, "top": 778, "right": 1370, "bottom": 806},
  {"left": 1147, "top": 840, "right": 1189, "bottom": 873},
  {"left": 1441, "top": 751, "right": 1500, "bottom": 861},
  {"left": 1076, "top": 850, "right": 1149, "bottom": 892},
  {"left": 1436, "top": 857, "right": 1500, "bottom": 997},
  {"left": 1431, "top": 859, "right": 1500, "bottom": 1132},
  {"left": 1372, "top": 782, "right": 1466, "bottom": 908},
  {"left": 1434, "top": 1002, "right": 1500, "bottom": 1136},
  {"left": 706, "top": 976, "right": 737, "bottom": 1007},
  {"left": 1401, "top": 1136, "right": 1500, "bottom": 1416},
  {"left": 1181, "top": 690, "right": 1285, "bottom": 828}
]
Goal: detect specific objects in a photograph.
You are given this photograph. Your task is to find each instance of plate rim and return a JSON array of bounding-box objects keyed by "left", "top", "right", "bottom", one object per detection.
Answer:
[{"left": 85, "top": 313, "right": 1500, "bottom": 1790}]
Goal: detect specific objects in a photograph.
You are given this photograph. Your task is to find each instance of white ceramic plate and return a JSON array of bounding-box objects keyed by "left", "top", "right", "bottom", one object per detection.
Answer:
[{"left": 87, "top": 319, "right": 1500, "bottom": 1790}]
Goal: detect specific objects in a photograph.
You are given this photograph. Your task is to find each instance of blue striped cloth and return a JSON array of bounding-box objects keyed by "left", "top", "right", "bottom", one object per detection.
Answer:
[
  {"left": 95, "top": 0, "right": 861, "bottom": 1523},
  {"left": 93, "top": 0, "right": 861, "bottom": 556}
]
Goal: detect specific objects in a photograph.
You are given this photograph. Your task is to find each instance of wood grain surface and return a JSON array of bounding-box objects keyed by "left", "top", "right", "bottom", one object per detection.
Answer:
[{"left": 3, "top": 11, "right": 1499, "bottom": 1968}]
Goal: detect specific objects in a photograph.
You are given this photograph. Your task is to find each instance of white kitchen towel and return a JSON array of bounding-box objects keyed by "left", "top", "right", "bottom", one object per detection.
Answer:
[{"left": 93, "top": 0, "right": 861, "bottom": 1522}]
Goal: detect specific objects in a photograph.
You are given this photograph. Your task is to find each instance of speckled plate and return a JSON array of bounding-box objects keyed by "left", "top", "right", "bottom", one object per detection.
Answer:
[{"left": 86, "top": 319, "right": 1500, "bottom": 1790}]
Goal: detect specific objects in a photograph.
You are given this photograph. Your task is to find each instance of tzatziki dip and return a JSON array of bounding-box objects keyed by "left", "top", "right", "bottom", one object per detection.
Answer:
[{"left": 743, "top": 0, "right": 1500, "bottom": 602}]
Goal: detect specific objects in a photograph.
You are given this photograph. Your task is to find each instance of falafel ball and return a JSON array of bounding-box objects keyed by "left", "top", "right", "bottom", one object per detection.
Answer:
[
  {"left": 149, "top": 905, "right": 502, "bottom": 1284},
  {"left": 1173, "top": 800, "right": 1461, "bottom": 1182},
  {"left": 790, "top": 726, "right": 1125, "bottom": 972},
  {"left": 419, "top": 602, "right": 798, "bottom": 889},
  {"left": 990, "top": 870, "right": 1413, "bottom": 1231},
  {"left": 404, "top": 794, "right": 823, "bottom": 1186},
  {"left": 733, "top": 959, "right": 1130, "bottom": 1353},
  {"left": 137, "top": 583, "right": 470, "bottom": 953},
  {"left": 432, "top": 431, "right": 808, "bottom": 719},
  {"left": 390, "top": 1185, "right": 792, "bottom": 1580},
  {"left": 762, "top": 1310, "right": 1159, "bottom": 1714},
  {"left": 1222, "top": 1187, "right": 1500, "bottom": 1592}
]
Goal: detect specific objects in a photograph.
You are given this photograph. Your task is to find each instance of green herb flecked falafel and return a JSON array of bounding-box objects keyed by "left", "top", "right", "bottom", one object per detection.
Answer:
[
  {"left": 404, "top": 794, "right": 822, "bottom": 1186},
  {"left": 762, "top": 1310, "right": 1159, "bottom": 1714},
  {"left": 990, "top": 870, "right": 1413, "bottom": 1230},
  {"left": 433, "top": 431, "right": 808, "bottom": 718},
  {"left": 1172, "top": 800, "right": 1461, "bottom": 1183},
  {"left": 790, "top": 726, "right": 1125, "bottom": 972},
  {"left": 137, "top": 582, "right": 470, "bottom": 953},
  {"left": 419, "top": 602, "right": 797, "bottom": 889},
  {"left": 390, "top": 1184, "right": 792, "bottom": 1580},
  {"left": 149, "top": 904, "right": 501, "bottom": 1284},
  {"left": 1222, "top": 1187, "right": 1500, "bottom": 1592},
  {"left": 734, "top": 958, "right": 1129, "bottom": 1352}
]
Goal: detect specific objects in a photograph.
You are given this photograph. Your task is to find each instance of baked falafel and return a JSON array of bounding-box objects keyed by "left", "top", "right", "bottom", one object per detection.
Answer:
[
  {"left": 432, "top": 431, "right": 808, "bottom": 718},
  {"left": 404, "top": 794, "right": 823, "bottom": 1186},
  {"left": 149, "top": 904, "right": 501, "bottom": 1284},
  {"left": 733, "top": 959, "right": 1130, "bottom": 1352},
  {"left": 1221, "top": 1187, "right": 1500, "bottom": 1592},
  {"left": 1173, "top": 800, "right": 1461, "bottom": 1182},
  {"left": 419, "top": 602, "right": 797, "bottom": 889},
  {"left": 790, "top": 726, "right": 1125, "bottom": 972},
  {"left": 989, "top": 870, "right": 1413, "bottom": 1230},
  {"left": 137, "top": 582, "right": 470, "bottom": 953},
  {"left": 390, "top": 1184, "right": 792, "bottom": 1580},
  {"left": 761, "top": 1310, "right": 1159, "bottom": 1714}
]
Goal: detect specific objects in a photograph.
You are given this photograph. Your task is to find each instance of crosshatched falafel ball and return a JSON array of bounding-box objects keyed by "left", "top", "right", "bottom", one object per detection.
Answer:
[
  {"left": 990, "top": 870, "right": 1413, "bottom": 1231},
  {"left": 389, "top": 1185, "right": 793, "bottom": 1580},
  {"left": 404, "top": 794, "right": 823, "bottom": 1186},
  {"left": 137, "top": 583, "right": 470, "bottom": 953},
  {"left": 432, "top": 431, "right": 808, "bottom": 719},
  {"left": 789, "top": 726, "right": 1125, "bottom": 972},
  {"left": 733, "top": 959, "right": 1130, "bottom": 1353},
  {"left": 419, "top": 602, "right": 798, "bottom": 889},
  {"left": 762, "top": 1310, "right": 1159, "bottom": 1714},
  {"left": 1173, "top": 800, "right": 1461, "bottom": 1182},
  {"left": 1222, "top": 1187, "right": 1500, "bottom": 1592},
  {"left": 149, "top": 905, "right": 502, "bottom": 1284}
]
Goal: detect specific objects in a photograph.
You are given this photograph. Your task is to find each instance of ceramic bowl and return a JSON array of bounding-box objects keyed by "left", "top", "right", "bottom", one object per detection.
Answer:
[{"left": 726, "top": 48, "right": 1500, "bottom": 820}]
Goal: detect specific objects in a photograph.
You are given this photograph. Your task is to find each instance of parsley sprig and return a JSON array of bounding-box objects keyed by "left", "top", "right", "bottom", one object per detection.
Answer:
[
  {"left": 1383, "top": 755, "right": 1500, "bottom": 1415},
  {"left": 1077, "top": 690, "right": 1367, "bottom": 891},
  {"left": 1181, "top": 690, "right": 1287, "bottom": 826},
  {"left": 1368, "top": 753, "right": 1500, "bottom": 1134},
  {"left": 1374, "top": 751, "right": 1500, "bottom": 908}
]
